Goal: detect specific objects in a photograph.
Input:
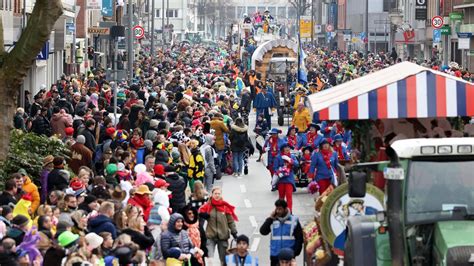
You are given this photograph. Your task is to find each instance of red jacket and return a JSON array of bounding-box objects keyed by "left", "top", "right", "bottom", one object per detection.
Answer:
[{"left": 128, "top": 194, "right": 152, "bottom": 221}]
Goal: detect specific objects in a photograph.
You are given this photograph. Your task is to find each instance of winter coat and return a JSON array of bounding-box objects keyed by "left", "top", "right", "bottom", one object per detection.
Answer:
[
  {"left": 292, "top": 108, "right": 311, "bottom": 132},
  {"left": 209, "top": 117, "right": 229, "bottom": 151},
  {"left": 0, "top": 191, "right": 16, "bottom": 207},
  {"left": 39, "top": 169, "right": 50, "bottom": 203},
  {"left": 160, "top": 213, "right": 194, "bottom": 259},
  {"left": 230, "top": 124, "right": 249, "bottom": 152},
  {"left": 259, "top": 212, "right": 304, "bottom": 258},
  {"left": 13, "top": 113, "right": 26, "bottom": 131},
  {"left": 122, "top": 227, "right": 155, "bottom": 250},
  {"left": 128, "top": 194, "right": 153, "bottom": 222},
  {"left": 200, "top": 135, "right": 216, "bottom": 177},
  {"left": 200, "top": 204, "right": 237, "bottom": 241},
  {"left": 87, "top": 214, "right": 117, "bottom": 239},
  {"left": 273, "top": 153, "right": 300, "bottom": 191},
  {"left": 240, "top": 92, "right": 252, "bottom": 112},
  {"left": 22, "top": 176, "right": 40, "bottom": 213},
  {"left": 31, "top": 115, "right": 51, "bottom": 136},
  {"left": 68, "top": 142, "right": 93, "bottom": 174},
  {"left": 80, "top": 128, "right": 97, "bottom": 153},
  {"left": 51, "top": 113, "right": 71, "bottom": 139},
  {"left": 47, "top": 168, "right": 69, "bottom": 192},
  {"left": 165, "top": 173, "right": 187, "bottom": 213},
  {"left": 309, "top": 151, "right": 339, "bottom": 181},
  {"left": 188, "top": 148, "right": 205, "bottom": 180}
]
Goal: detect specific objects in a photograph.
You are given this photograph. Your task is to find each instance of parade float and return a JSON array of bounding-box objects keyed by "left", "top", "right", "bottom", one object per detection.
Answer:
[{"left": 302, "top": 61, "right": 474, "bottom": 265}]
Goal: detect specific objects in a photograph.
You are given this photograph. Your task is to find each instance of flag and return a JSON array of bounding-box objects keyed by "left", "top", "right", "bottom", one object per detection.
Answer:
[{"left": 297, "top": 37, "right": 308, "bottom": 84}]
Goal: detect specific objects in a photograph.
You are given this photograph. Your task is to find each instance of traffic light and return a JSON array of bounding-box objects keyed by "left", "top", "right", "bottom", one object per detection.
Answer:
[{"left": 87, "top": 47, "right": 94, "bottom": 60}]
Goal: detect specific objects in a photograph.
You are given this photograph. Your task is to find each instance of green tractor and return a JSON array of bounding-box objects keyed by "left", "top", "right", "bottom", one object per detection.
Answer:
[{"left": 344, "top": 138, "right": 474, "bottom": 266}]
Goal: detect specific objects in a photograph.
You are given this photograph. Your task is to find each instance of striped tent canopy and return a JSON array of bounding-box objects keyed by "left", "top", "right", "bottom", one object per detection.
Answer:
[{"left": 308, "top": 61, "right": 474, "bottom": 121}]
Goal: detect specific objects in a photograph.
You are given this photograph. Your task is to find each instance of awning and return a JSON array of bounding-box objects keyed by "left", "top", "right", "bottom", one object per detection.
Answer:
[
  {"left": 251, "top": 39, "right": 298, "bottom": 70},
  {"left": 309, "top": 61, "right": 474, "bottom": 121}
]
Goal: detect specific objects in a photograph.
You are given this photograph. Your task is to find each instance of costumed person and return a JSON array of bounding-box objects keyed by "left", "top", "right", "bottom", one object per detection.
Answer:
[
  {"left": 309, "top": 139, "right": 339, "bottom": 194},
  {"left": 127, "top": 185, "right": 153, "bottom": 222},
  {"left": 253, "top": 86, "right": 277, "bottom": 129},
  {"left": 273, "top": 144, "right": 299, "bottom": 212},
  {"left": 285, "top": 126, "right": 303, "bottom": 150},
  {"left": 12, "top": 194, "right": 33, "bottom": 228},
  {"left": 333, "top": 134, "right": 350, "bottom": 161},
  {"left": 303, "top": 123, "right": 324, "bottom": 150},
  {"left": 188, "top": 139, "right": 205, "bottom": 191},
  {"left": 264, "top": 128, "right": 285, "bottom": 176},
  {"left": 292, "top": 102, "right": 311, "bottom": 133},
  {"left": 198, "top": 187, "right": 238, "bottom": 264}
]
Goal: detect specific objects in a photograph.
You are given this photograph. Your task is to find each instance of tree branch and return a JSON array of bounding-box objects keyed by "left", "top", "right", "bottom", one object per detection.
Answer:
[{"left": 3, "top": 0, "right": 63, "bottom": 92}]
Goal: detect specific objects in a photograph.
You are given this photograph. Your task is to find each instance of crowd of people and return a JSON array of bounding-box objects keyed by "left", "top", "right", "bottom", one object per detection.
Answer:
[{"left": 3, "top": 31, "right": 474, "bottom": 266}]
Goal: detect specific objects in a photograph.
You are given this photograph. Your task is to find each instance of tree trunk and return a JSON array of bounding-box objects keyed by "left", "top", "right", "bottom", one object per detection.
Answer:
[{"left": 0, "top": 0, "right": 63, "bottom": 161}]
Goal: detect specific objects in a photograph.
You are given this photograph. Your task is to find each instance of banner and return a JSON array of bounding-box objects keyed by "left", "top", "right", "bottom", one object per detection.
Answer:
[
  {"left": 101, "top": 0, "right": 113, "bottom": 17},
  {"left": 415, "top": 0, "right": 427, "bottom": 20}
]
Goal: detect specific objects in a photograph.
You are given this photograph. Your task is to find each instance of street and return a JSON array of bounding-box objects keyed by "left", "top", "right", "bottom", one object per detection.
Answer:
[{"left": 210, "top": 112, "right": 316, "bottom": 265}]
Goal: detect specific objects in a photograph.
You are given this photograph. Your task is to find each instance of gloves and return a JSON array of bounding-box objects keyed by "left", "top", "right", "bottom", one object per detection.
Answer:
[{"left": 232, "top": 232, "right": 238, "bottom": 239}]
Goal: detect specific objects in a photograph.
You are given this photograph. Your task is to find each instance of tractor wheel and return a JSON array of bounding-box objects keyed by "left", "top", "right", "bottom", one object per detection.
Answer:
[{"left": 278, "top": 114, "right": 284, "bottom": 126}]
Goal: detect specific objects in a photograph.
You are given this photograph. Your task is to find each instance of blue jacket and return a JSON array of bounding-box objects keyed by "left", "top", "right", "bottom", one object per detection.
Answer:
[
  {"left": 88, "top": 214, "right": 117, "bottom": 239},
  {"left": 253, "top": 92, "right": 277, "bottom": 109},
  {"left": 320, "top": 121, "right": 333, "bottom": 138},
  {"left": 273, "top": 153, "right": 299, "bottom": 190},
  {"left": 269, "top": 214, "right": 300, "bottom": 257},
  {"left": 264, "top": 137, "right": 285, "bottom": 166},
  {"left": 301, "top": 132, "right": 325, "bottom": 149},
  {"left": 225, "top": 254, "right": 259, "bottom": 266},
  {"left": 309, "top": 151, "right": 338, "bottom": 181}
]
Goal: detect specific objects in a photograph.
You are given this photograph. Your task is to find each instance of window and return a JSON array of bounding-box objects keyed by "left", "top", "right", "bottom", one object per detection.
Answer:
[
  {"left": 288, "top": 6, "right": 297, "bottom": 19},
  {"left": 155, "top": 8, "right": 160, "bottom": 18},
  {"left": 166, "top": 9, "right": 179, "bottom": 18},
  {"left": 13, "top": 0, "right": 21, "bottom": 15},
  {"left": 267, "top": 7, "right": 276, "bottom": 16},
  {"left": 0, "top": 0, "right": 4, "bottom": 10},
  {"left": 237, "top": 6, "right": 246, "bottom": 18},
  {"left": 277, "top": 6, "right": 286, "bottom": 18}
]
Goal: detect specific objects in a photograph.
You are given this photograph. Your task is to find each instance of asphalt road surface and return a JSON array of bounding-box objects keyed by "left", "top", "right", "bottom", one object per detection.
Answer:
[{"left": 208, "top": 112, "right": 316, "bottom": 265}]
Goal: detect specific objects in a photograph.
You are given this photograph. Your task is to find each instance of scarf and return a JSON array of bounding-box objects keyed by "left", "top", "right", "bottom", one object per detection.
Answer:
[
  {"left": 335, "top": 124, "right": 344, "bottom": 135},
  {"left": 270, "top": 137, "right": 279, "bottom": 157},
  {"left": 287, "top": 135, "right": 297, "bottom": 149},
  {"left": 334, "top": 144, "right": 344, "bottom": 160},
  {"left": 321, "top": 149, "right": 333, "bottom": 170},
  {"left": 306, "top": 132, "right": 317, "bottom": 147},
  {"left": 199, "top": 198, "right": 239, "bottom": 222}
]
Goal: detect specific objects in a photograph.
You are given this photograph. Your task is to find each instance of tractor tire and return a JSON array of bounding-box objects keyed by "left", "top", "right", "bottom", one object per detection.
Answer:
[{"left": 278, "top": 115, "right": 284, "bottom": 126}]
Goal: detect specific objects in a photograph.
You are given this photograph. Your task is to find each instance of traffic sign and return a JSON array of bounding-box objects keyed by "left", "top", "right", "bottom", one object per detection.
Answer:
[
  {"left": 441, "top": 25, "right": 451, "bottom": 35},
  {"left": 433, "top": 29, "right": 441, "bottom": 43},
  {"left": 326, "top": 24, "right": 334, "bottom": 32},
  {"left": 133, "top": 25, "right": 145, "bottom": 39},
  {"left": 431, "top": 16, "right": 443, "bottom": 29}
]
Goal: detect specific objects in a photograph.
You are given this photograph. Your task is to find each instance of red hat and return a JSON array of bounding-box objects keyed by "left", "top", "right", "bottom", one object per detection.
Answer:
[
  {"left": 70, "top": 177, "right": 84, "bottom": 191},
  {"left": 154, "top": 164, "right": 165, "bottom": 176},
  {"left": 154, "top": 178, "right": 170, "bottom": 188},
  {"left": 193, "top": 111, "right": 202, "bottom": 118},
  {"left": 21, "top": 194, "right": 32, "bottom": 201},
  {"left": 192, "top": 119, "right": 202, "bottom": 128},
  {"left": 105, "top": 127, "right": 116, "bottom": 136},
  {"left": 65, "top": 127, "right": 74, "bottom": 136}
]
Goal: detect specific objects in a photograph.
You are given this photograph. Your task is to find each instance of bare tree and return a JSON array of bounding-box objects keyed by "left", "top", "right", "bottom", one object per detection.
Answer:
[
  {"left": 289, "top": 0, "right": 312, "bottom": 16},
  {"left": 0, "top": 0, "right": 63, "bottom": 159}
]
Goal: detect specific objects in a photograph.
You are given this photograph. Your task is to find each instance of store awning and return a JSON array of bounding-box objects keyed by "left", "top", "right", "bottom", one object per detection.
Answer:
[{"left": 309, "top": 61, "right": 474, "bottom": 121}]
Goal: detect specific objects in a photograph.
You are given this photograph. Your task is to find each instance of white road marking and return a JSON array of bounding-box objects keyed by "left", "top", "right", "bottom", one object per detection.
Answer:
[
  {"left": 249, "top": 215, "right": 258, "bottom": 227},
  {"left": 240, "top": 184, "right": 247, "bottom": 193},
  {"left": 250, "top": 237, "right": 261, "bottom": 252},
  {"left": 244, "top": 199, "right": 252, "bottom": 208}
]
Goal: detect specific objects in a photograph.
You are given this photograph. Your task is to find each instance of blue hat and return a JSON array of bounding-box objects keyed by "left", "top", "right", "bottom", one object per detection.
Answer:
[
  {"left": 308, "top": 123, "right": 320, "bottom": 130},
  {"left": 319, "top": 138, "right": 330, "bottom": 147},
  {"left": 269, "top": 128, "right": 282, "bottom": 134},
  {"left": 279, "top": 142, "right": 290, "bottom": 151},
  {"left": 278, "top": 248, "right": 294, "bottom": 261},
  {"left": 333, "top": 134, "right": 343, "bottom": 142},
  {"left": 168, "top": 247, "right": 181, "bottom": 258}
]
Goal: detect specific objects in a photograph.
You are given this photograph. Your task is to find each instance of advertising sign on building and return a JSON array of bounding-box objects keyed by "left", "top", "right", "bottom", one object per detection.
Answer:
[
  {"left": 37, "top": 41, "right": 50, "bottom": 60},
  {"left": 87, "top": 0, "right": 102, "bottom": 10},
  {"left": 300, "top": 16, "right": 313, "bottom": 38},
  {"left": 415, "top": 0, "right": 427, "bottom": 20},
  {"left": 328, "top": 2, "right": 338, "bottom": 31},
  {"left": 101, "top": 0, "right": 113, "bottom": 17}
]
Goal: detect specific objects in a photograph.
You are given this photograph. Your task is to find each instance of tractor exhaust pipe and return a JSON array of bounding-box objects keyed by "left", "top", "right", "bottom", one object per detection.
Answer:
[{"left": 385, "top": 146, "right": 405, "bottom": 266}]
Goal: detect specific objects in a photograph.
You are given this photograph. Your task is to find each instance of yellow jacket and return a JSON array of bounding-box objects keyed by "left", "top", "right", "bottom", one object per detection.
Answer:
[
  {"left": 22, "top": 176, "right": 40, "bottom": 213},
  {"left": 13, "top": 198, "right": 33, "bottom": 228},
  {"left": 188, "top": 150, "right": 205, "bottom": 179},
  {"left": 292, "top": 108, "right": 312, "bottom": 132}
]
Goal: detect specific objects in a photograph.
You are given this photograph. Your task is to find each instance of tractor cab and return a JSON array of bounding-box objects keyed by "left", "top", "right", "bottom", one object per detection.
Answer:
[{"left": 345, "top": 138, "right": 474, "bottom": 266}]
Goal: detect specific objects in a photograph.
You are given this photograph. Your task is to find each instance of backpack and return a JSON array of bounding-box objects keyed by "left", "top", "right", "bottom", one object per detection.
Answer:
[{"left": 94, "top": 139, "right": 112, "bottom": 164}]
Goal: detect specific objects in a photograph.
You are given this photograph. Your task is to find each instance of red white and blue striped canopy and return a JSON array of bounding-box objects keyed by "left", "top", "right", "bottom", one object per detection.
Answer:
[{"left": 309, "top": 62, "right": 474, "bottom": 121}]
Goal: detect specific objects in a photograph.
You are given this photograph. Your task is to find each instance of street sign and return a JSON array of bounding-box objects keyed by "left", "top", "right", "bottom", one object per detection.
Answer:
[
  {"left": 415, "top": 0, "right": 427, "bottom": 20},
  {"left": 86, "top": 0, "right": 102, "bottom": 10},
  {"left": 300, "top": 17, "right": 313, "bottom": 38},
  {"left": 441, "top": 25, "right": 451, "bottom": 35},
  {"left": 37, "top": 41, "right": 49, "bottom": 60},
  {"left": 326, "top": 24, "right": 334, "bottom": 32},
  {"left": 449, "top": 12, "right": 464, "bottom": 21},
  {"left": 431, "top": 16, "right": 444, "bottom": 29},
  {"left": 133, "top": 25, "right": 145, "bottom": 39},
  {"left": 315, "top": 24, "right": 322, "bottom": 33},
  {"left": 88, "top": 27, "right": 110, "bottom": 35},
  {"left": 433, "top": 29, "right": 441, "bottom": 43},
  {"left": 102, "top": 0, "right": 114, "bottom": 17}
]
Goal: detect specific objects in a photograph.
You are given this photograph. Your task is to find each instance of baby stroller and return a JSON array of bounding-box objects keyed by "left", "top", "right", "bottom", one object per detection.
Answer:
[{"left": 294, "top": 146, "right": 312, "bottom": 188}]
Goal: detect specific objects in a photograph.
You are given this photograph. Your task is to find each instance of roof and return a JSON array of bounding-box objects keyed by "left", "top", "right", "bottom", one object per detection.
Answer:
[
  {"left": 391, "top": 137, "right": 474, "bottom": 158},
  {"left": 251, "top": 39, "right": 298, "bottom": 70},
  {"left": 309, "top": 62, "right": 474, "bottom": 121}
]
